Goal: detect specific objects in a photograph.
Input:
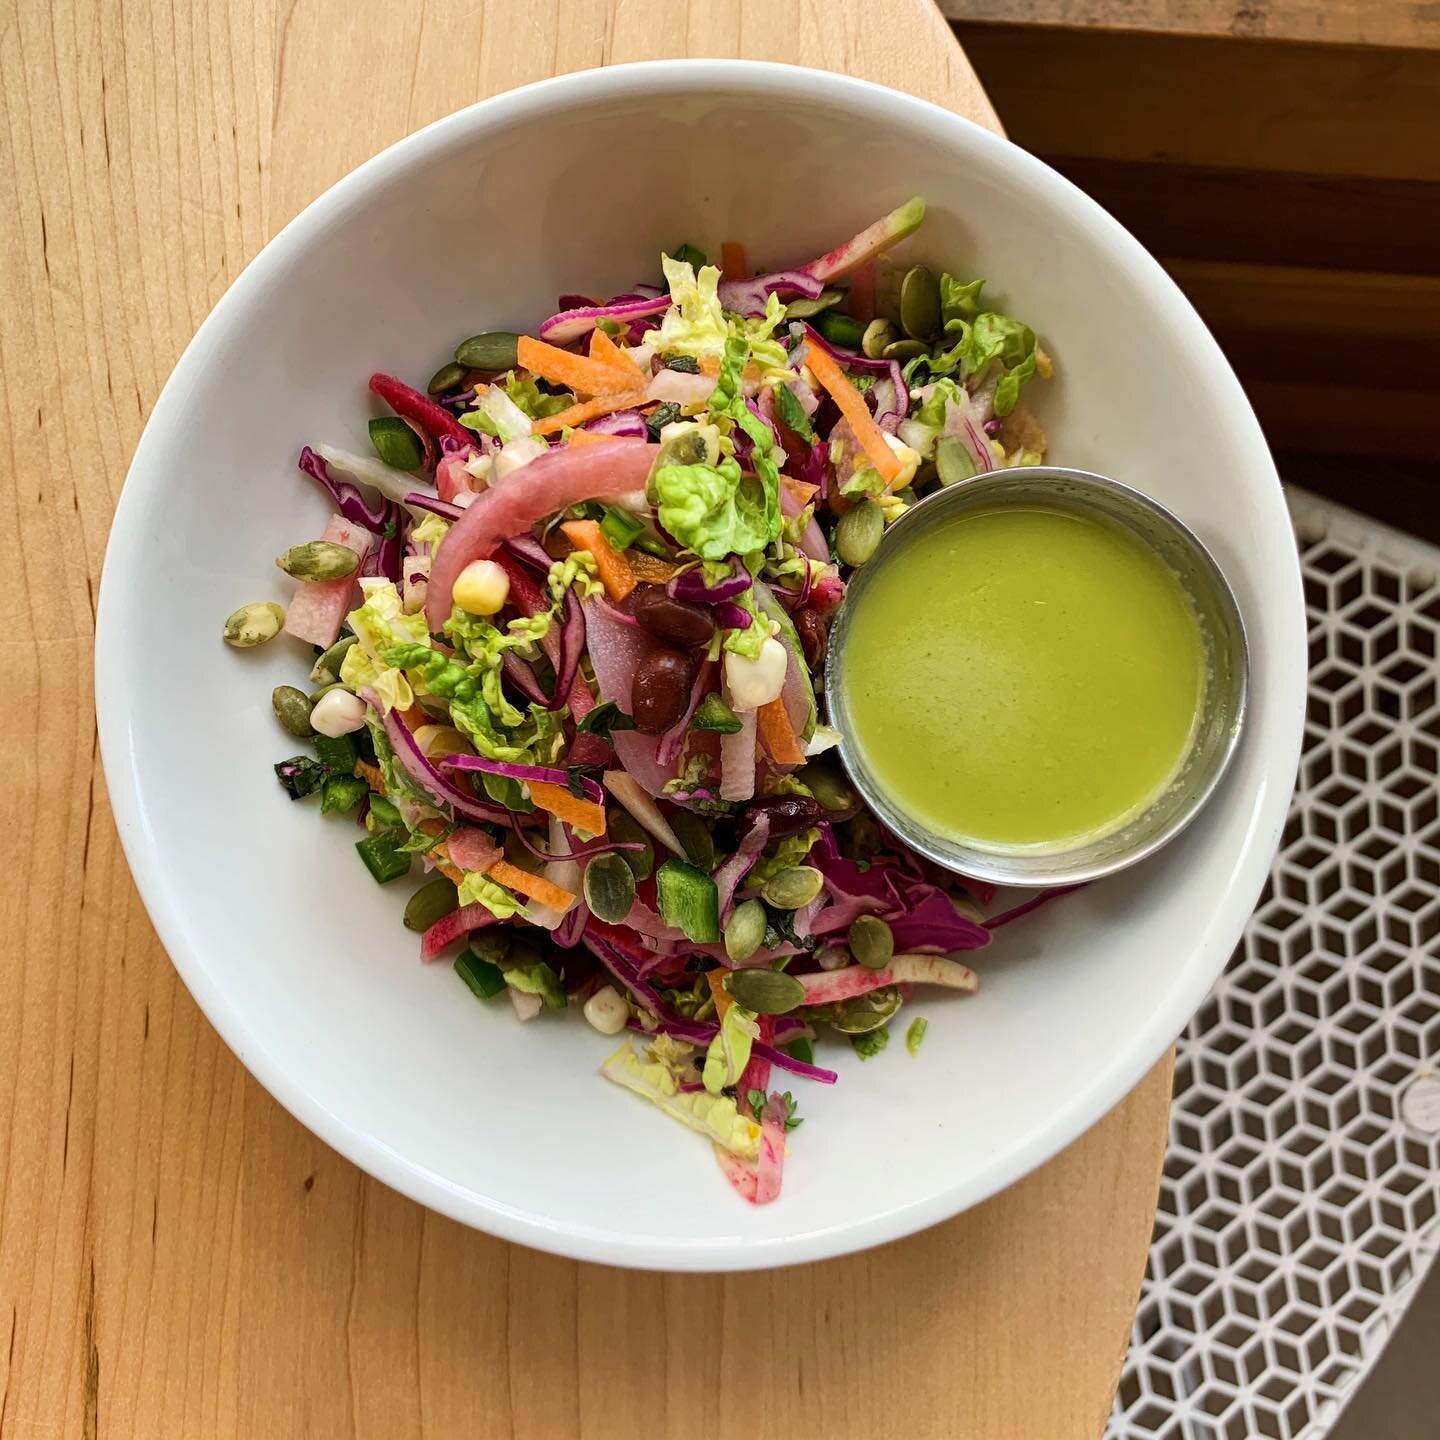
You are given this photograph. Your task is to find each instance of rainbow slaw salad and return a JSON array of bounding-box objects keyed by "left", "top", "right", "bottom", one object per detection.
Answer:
[{"left": 229, "top": 198, "right": 1055, "bottom": 1204}]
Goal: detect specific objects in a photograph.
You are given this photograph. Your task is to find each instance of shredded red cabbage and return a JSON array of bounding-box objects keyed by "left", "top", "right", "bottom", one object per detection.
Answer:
[{"left": 441, "top": 754, "right": 604, "bottom": 806}]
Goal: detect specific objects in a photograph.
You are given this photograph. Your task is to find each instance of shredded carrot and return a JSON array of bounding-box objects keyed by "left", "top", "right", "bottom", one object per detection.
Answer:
[
  {"left": 565, "top": 428, "right": 621, "bottom": 447},
  {"left": 720, "top": 241, "right": 748, "bottom": 279},
  {"left": 698, "top": 355, "right": 764, "bottom": 381},
  {"left": 625, "top": 550, "right": 681, "bottom": 584},
  {"left": 354, "top": 759, "right": 385, "bottom": 792},
  {"left": 804, "top": 343, "right": 901, "bottom": 485},
  {"left": 517, "top": 334, "right": 641, "bottom": 398},
  {"left": 587, "top": 327, "right": 645, "bottom": 381},
  {"left": 708, "top": 969, "right": 734, "bottom": 1023},
  {"left": 527, "top": 779, "right": 608, "bottom": 837},
  {"left": 487, "top": 859, "right": 577, "bottom": 913},
  {"left": 781, "top": 476, "right": 820, "bottom": 506},
  {"left": 756, "top": 698, "right": 806, "bottom": 766},
  {"left": 532, "top": 390, "right": 647, "bottom": 437},
  {"left": 561, "top": 519, "right": 637, "bottom": 602}
]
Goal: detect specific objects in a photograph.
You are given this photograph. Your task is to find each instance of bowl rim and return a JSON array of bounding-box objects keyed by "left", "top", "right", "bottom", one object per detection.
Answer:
[
  {"left": 826, "top": 464, "right": 1252, "bottom": 887},
  {"left": 95, "top": 58, "right": 1306, "bottom": 1271}
]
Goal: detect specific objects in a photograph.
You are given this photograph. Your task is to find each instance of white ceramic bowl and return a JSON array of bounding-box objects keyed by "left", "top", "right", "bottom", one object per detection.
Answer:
[{"left": 96, "top": 61, "right": 1305, "bottom": 1271}]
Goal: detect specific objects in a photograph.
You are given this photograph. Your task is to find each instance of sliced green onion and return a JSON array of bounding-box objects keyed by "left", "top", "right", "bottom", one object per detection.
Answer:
[
  {"left": 600, "top": 506, "right": 645, "bottom": 551},
  {"left": 321, "top": 774, "right": 369, "bottom": 816},
  {"left": 366, "top": 794, "right": 403, "bottom": 832},
  {"left": 691, "top": 693, "right": 742, "bottom": 734},
  {"left": 368, "top": 416, "right": 424, "bottom": 471},
  {"left": 814, "top": 311, "right": 865, "bottom": 348},
  {"left": 655, "top": 858, "right": 721, "bottom": 942},
  {"left": 355, "top": 832, "right": 412, "bottom": 884},
  {"left": 456, "top": 949, "right": 507, "bottom": 1000}
]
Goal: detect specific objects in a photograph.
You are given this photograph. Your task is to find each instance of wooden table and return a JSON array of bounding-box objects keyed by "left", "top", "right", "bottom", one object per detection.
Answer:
[{"left": 0, "top": 3, "right": 1172, "bottom": 1435}]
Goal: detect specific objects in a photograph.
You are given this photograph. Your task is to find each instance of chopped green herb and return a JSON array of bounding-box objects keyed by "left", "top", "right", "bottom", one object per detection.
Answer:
[
  {"left": 773, "top": 383, "right": 815, "bottom": 442},
  {"left": 850, "top": 1026, "right": 890, "bottom": 1060},
  {"left": 747, "top": 1089, "right": 803, "bottom": 1131},
  {"left": 274, "top": 755, "right": 328, "bottom": 800},
  {"left": 355, "top": 831, "right": 412, "bottom": 884},
  {"left": 691, "top": 693, "right": 743, "bottom": 734},
  {"left": 783, "top": 1036, "right": 816, "bottom": 1067},
  {"left": 398, "top": 822, "right": 455, "bottom": 854},
  {"left": 455, "top": 949, "right": 507, "bottom": 1000},
  {"left": 906, "top": 1016, "right": 928, "bottom": 1056},
  {"left": 481, "top": 771, "right": 532, "bottom": 812},
  {"left": 313, "top": 732, "right": 359, "bottom": 774},
  {"left": 578, "top": 700, "right": 637, "bottom": 741},
  {"left": 671, "top": 242, "right": 707, "bottom": 271},
  {"left": 321, "top": 773, "right": 369, "bottom": 816},
  {"left": 646, "top": 401, "right": 682, "bottom": 440}
]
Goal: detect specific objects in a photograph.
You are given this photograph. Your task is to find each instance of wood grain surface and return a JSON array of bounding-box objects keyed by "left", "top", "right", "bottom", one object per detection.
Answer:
[{"left": 0, "top": 2, "right": 1171, "bottom": 1435}]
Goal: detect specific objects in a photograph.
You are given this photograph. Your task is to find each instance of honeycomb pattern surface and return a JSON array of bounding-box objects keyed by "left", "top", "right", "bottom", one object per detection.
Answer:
[{"left": 1106, "top": 491, "right": 1440, "bottom": 1440}]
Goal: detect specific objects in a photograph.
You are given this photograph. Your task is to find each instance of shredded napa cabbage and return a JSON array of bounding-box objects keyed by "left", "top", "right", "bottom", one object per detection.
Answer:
[
  {"left": 601, "top": 1041, "right": 762, "bottom": 1160},
  {"left": 656, "top": 254, "right": 728, "bottom": 358},
  {"left": 703, "top": 1002, "right": 759, "bottom": 1094},
  {"left": 457, "top": 868, "right": 525, "bottom": 920}
]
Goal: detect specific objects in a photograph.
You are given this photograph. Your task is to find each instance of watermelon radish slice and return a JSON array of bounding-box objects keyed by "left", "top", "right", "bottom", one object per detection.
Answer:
[{"left": 802, "top": 197, "right": 926, "bottom": 285}]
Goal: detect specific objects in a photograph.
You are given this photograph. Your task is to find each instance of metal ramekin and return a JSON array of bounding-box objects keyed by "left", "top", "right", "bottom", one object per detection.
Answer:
[{"left": 824, "top": 466, "right": 1250, "bottom": 888}]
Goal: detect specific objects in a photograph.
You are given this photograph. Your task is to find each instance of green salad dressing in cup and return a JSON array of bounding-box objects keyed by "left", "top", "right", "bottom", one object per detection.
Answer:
[
  {"left": 825, "top": 467, "right": 1249, "bottom": 886},
  {"left": 842, "top": 503, "right": 1205, "bottom": 850}
]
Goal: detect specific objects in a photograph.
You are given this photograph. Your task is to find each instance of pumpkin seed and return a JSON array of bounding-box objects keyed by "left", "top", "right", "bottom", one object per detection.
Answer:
[
  {"left": 861, "top": 318, "right": 898, "bottom": 359},
  {"left": 849, "top": 914, "right": 895, "bottom": 970},
  {"left": 725, "top": 967, "right": 806, "bottom": 1016},
  {"left": 583, "top": 852, "right": 637, "bottom": 924},
  {"left": 761, "top": 865, "right": 825, "bottom": 911},
  {"left": 796, "top": 763, "right": 855, "bottom": 813},
  {"left": 308, "top": 681, "right": 350, "bottom": 704},
  {"left": 276, "top": 541, "right": 360, "bottom": 583},
  {"left": 813, "top": 311, "right": 865, "bottom": 349},
  {"left": 271, "top": 685, "right": 315, "bottom": 738},
  {"left": 829, "top": 984, "right": 902, "bottom": 1034},
  {"left": 454, "top": 331, "right": 521, "bottom": 371},
  {"left": 403, "top": 876, "right": 460, "bottom": 932},
  {"left": 899, "top": 265, "right": 941, "bottom": 341},
  {"left": 223, "top": 601, "right": 285, "bottom": 648},
  {"left": 607, "top": 808, "right": 655, "bottom": 882},
  {"left": 936, "top": 435, "right": 979, "bottom": 487},
  {"left": 723, "top": 899, "right": 767, "bottom": 964},
  {"left": 427, "top": 361, "right": 468, "bottom": 396},
  {"left": 309, "top": 633, "right": 358, "bottom": 685},
  {"left": 669, "top": 809, "right": 716, "bottom": 872},
  {"left": 468, "top": 929, "right": 512, "bottom": 967},
  {"left": 783, "top": 288, "right": 845, "bottom": 320},
  {"left": 834, "top": 499, "right": 884, "bottom": 567},
  {"left": 881, "top": 338, "right": 927, "bottom": 361}
]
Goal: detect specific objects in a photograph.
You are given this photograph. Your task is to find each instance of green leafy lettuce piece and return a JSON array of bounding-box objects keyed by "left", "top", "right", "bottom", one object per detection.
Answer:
[
  {"left": 931, "top": 311, "right": 1038, "bottom": 416},
  {"left": 504, "top": 370, "right": 574, "bottom": 421},
  {"left": 600, "top": 1040, "right": 762, "bottom": 1160},
  {"left": 457, "top": 868, "right": 525, "bottom": 920},
  {"left": 939, "top": 274, "right": 985, "bottom": 327},
  {"left": 703, "top": 1002, "right": 759, "bottom": 1094},
  {"left": 342, "top": 580, "right": 431, "bottom": 711},
  {"left": 709, "top": 327, "right": 783, "bottom": 544},
  {"left": 719, "top": 585, "right": 766, "bottom": 661},
  {"left": 656, "top": 254, "right": 728, "bottom": 358},
  {"left": 546, "top": 553, "right": 602, "bottom": 603},
  {"left": 653, "top": 458, "right": 774, "bottom": 561},
  {"left": 503, "top": 961, "right": 567, "bottom": 1009}
]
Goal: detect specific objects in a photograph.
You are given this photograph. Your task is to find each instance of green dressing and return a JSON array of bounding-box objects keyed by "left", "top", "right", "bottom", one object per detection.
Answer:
[{"left": 843, "top": 504, "right": 1206, "bottom": 851}]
